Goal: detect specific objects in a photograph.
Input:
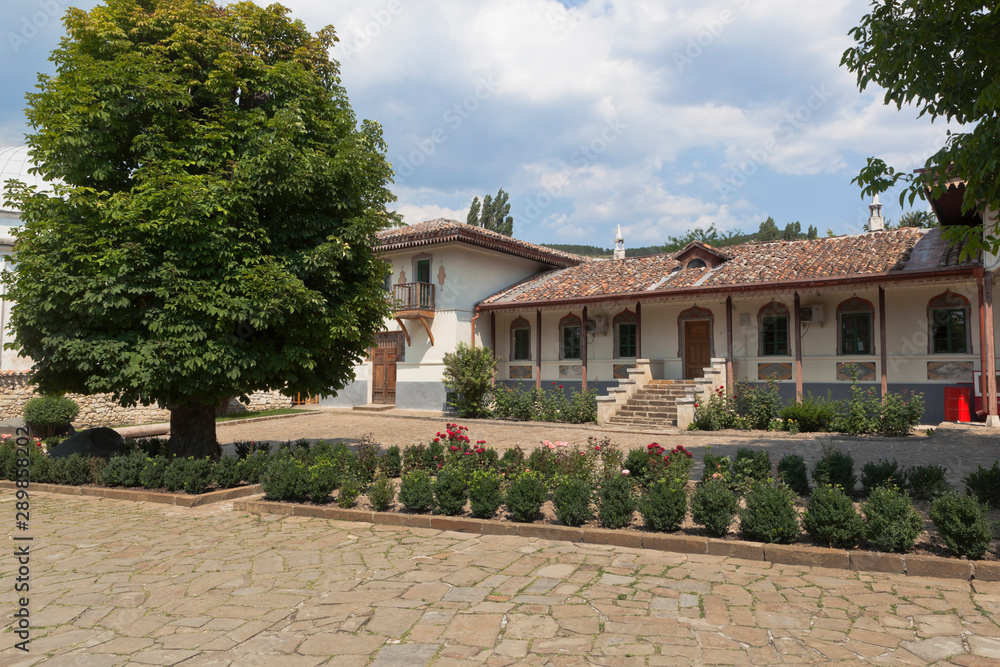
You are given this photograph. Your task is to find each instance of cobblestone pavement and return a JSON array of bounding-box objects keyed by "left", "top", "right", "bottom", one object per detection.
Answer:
[
  {"left": 219, "top": 408, "right": 1000, "bottom": 491},
  {"left": 5, "top": 492, "right": 1000, "bottom": 666}
]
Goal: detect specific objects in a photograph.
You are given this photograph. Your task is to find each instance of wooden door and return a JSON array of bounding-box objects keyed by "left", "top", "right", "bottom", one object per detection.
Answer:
[
  {"left": 684, "top": 320, "right": 711, "bottom": 379},
  {"left": 372, "top": 347, "right": 398, "bottom": 404}
]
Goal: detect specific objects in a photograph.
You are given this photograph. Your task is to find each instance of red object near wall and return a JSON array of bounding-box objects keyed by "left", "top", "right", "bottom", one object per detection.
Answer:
[{"left": 945, "top": 386, "right": 972, "bottom": 422}]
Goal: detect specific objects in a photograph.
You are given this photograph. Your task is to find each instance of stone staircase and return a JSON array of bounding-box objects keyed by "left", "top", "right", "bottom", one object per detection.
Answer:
[{"left": 606, "top": 379, "right": 697, "bottom": 428}]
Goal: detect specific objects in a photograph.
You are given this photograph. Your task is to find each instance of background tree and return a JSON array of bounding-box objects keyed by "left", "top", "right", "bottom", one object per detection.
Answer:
[
  {"left": 467, "top": 188, "right": 514, "bottom": 236},
  {"left": 2, "top": 0, "right": 395, "bottom": 457},
  {"left": 843, "top": 1, "right": 1000, "bottom": 255},
  {"left": 807, "top": 225, "right": 819, "bottom": 239},
  {"left": 782, "top": 221, "right": 802, "bottom": 240},
  {"left": 897, "top": 210, "right": 938, "bottom": 229},
  {"left": 756, "top": 217, "right": 780, "bottom": 243}
]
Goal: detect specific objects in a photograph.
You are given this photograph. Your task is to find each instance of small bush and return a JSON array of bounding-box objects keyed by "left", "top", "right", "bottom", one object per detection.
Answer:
[
  {"left": 701, "top": 447, "right": 731, "bottom": 484},
  {"left": 402, "top": 444, "right": 426, "bottom": 473},
  {"left": 308, "top": 459, "right": 340, "bottom": 502},
  {"left": 337, "top": 477, "right": 362, "bottom": 508},
  {"left": 381, "top": 446, "right": 402, "bottom": 478},
  {"left": 877, "top": 392, "right": 924, "bottom": 437},
  {"left": 233, "top": 440, "right": 269, "bottom": 459},
  {"left": 399, "top": 470, "right": 435, "bottom": 513},
  {"left": 553, "top": 476, "right": 592, "bottom": 526},
  {"left": 639, "top": 477, "right": 687, "bottom": 532},
  {"left": 732, "top": 448, "right": 771, "bottom": 493},
  {"left": 214, "top": 456, "right": 243, "bottom": 489},
  {"left": 690, "top": 480, "right": 738, "bottom": 537},
  {"left": 442, "top": 342, "right": 496, "bottom": 418},
  {"left": 860, "top": 459, "right": 903, "bottom": 496},
  {"left": 504, "top": 470, "right": 547, "bottom": 523},
  {"left": 623, "top": 449, "right": 650, "bottom": 485},
  {"left": 368, "top": 473, "right": 396, "bottom": 512},
  {"left": 862, "top": 485, "right": 923, "bottom": 552},
  {"left": 101, "top": 450, "right": 147, "bottom": 487},
  {"left": 182, "top": 458, "right": 214, "bottom": 494},
  {"left": 162, "top": 457, "right": 188, "bottom": 492},
  {"left": 739, "top": 481, "right": 800, "bottom": 544},
  {"left": 777, "top": 454, "right": 810, "bottom": 496},
  {"left": 423, "top": 441, "right": 445, "bottom": 471},
  {"left": 0, "top": 441, "right": 16, "bottom": 480},
  {"left": 930, "top": 492, "right": 993, "bottom": 559},
  {"left": 803, "top": 485, "right": 865, "bottom": 548},
  {"left": 28, "top": 446, "right": 54, "bottom": 483},
  {"left": 526, "top": 447, "right": 558, "bottom": 482},
  {"left": 139, "top": 456, "right": 170, "bottom": 489},
  {"left": 238, "top": 450, "right": 271, "bottom": 484},
  {"left": 598, "top": 473, "right": 635, "bottom": 529},
  {"left": 357, "top": 443, "right": 380, "bottom": 485},
  {"left": 691, "top": 386, "right": 736, "bottom": 431},
  {"left": 23, "top": 395, "right": 79, "bottom": 427},
  {"left": 499, "top": 447, "right": 526, "bottom": 477},
  {"left": 433, "top": 466, "right": 469, "bottom": 516},
  {"left": 780, "top": 394, "right": 837, "bottom": 432},
  {"left": 811, "top": 448, "right": 856, "bottom": 493},
  {"left": 734, "top": 378, "right": 781, "bottom": 430},
  {"left": 262, "top": 458, "right": 311, "bottom": 502},
  {"left": 469, "top": 469, "right": 504, "bottom": 519},
  {"left": 964, "top": 460, "right": 1000, "bottom": 509},
  {"left": 904, "top": 464, "right": 950, "bottom": 501},
  {"left": 52, "top": 453, "right": 92, "bottom": 485}
]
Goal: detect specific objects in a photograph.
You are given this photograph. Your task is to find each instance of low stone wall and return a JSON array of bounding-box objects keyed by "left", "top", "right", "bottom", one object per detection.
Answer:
[{"left": 0, "top": 374, "right": 291, "bottom": 427}]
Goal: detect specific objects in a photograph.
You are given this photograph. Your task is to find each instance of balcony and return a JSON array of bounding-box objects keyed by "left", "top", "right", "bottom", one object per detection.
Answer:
[{"left": 391, "top": 282, "right": 435, "bottom": 318}]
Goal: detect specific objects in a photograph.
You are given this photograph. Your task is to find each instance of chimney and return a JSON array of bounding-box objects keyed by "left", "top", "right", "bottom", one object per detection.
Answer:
[
  {"left": 613, "top": 224, "right": 625, "bottom": 260},
  {"left": 867, "top": 194, "right": 885, "bottom": 232}
]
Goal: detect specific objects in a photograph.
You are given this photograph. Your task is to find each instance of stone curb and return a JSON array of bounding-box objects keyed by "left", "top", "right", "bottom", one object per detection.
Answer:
[
  {"left": 112, "top": 410, "right": 321, "bottom": 438},
  {"left": 234, "top": 496, "right": 985, "bottom": 581},
  {"left": 0, "top": 481, "right": 262, "bottom": 507}
]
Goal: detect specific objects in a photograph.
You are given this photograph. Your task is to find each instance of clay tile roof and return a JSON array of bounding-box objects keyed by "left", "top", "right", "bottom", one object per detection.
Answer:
[
  {"left": 481, "top": 227, "right": 976, "bottom": 307},
  {"left": 377, "top": 219, "right": 586, "bottom": 268}
]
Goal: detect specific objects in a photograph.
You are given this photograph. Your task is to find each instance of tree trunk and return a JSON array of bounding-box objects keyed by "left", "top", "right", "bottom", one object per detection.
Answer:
[{"left": 169, "top": 399, "right": 221, "bottom": 459}]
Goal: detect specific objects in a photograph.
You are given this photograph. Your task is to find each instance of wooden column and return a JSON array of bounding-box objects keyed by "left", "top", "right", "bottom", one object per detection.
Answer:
[
  {"left": 489, "top": 311, "right": 496, "bottom": 386},
  {"left": 725, "top": 296, "right": 734, "bottom": 394},
  {"left": 581, "top": 306, "right": 589, "bottom": 391},
  {"left": 635, "top": 302, "right": 642, "bottom": 359},
  {"left": 879, "top": 286, "right": 888, "bottom": 398},
  {"left": 793, "top": 291, "right": 803, "bottom": 400},
  {"left": 986, "top": 271, "right": 998, "bottom": 420},
  {"left": 979, "top": 269, "right": 989, "bottom": 410},
  {"left": 535, "top": 309, "right": 542, "bottom": 390}
]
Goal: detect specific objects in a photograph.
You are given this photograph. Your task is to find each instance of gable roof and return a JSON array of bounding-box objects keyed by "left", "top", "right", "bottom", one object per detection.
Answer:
[
  {"left": 480, "top": 228, "right": 976, "bottom": 308},
  {"left": 377, "top": 219, "right": 586, "bottom": 268}
]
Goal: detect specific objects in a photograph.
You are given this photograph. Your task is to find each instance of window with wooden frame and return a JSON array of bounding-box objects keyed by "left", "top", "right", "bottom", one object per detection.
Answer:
[
  {"left": 613, "top": 309, "right": 637, "bottom": 358},
  {"left": 928, "top": 291, "right": 971, "bottom": 354},
  {"left": 510, "top": 316, "right": 531, "bottom": 361},
  {"left": 559, "top": 313, "right": 582, "bottom": 360},
  {"left": 758, "top": 301, "right": 789, "bottom": 356},
  {"left": 837, "top": 297, "right": 874, "bottom": 355}
]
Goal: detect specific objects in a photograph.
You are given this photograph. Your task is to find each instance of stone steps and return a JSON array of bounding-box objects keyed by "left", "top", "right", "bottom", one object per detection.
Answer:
[{"left": 607, "top": 378, "right": 697, "bottom": 428}]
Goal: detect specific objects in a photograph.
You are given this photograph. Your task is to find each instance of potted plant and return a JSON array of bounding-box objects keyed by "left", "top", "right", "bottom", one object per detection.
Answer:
[{"left": 22, "top": 395, "right": 80, "bottom": 440}]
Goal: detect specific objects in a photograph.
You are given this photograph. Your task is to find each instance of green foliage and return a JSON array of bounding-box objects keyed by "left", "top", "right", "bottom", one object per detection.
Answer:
[
  {"left": 214, "top": 456, "right": 243, "bottom": 489},
  {"left": 28, "top": 446, "right": 54, "bottom": 483},
  {"left": 433, "top": 466, "right": 469, "bottom": 516},
  {"left": 691, "top": 480, "right": 739, "bottom": 537},
  {"left": 877, "top": 392, "right": 924, "bottom": 437},
  {"left": 739, "top": 481, "right": 800, "bottom": 544},
  {"left": 140, "top": 456, "right": 170, "bottom": 489},
  {"left": 803, "top": 485, "right": 866, "bottom": 548},
  {"left": 526, "top": 447, "right": 559, "bottom": 482},
  {"left": 777, "top": 454, "right": 810, "bottom": 496},
  {"left": 402, "top": 444, "right": 427, "bottom": 473},
  {"left": 337, "top": 477, "right": 362, "bottom": 508},
  {"left": 467, "top": 188, "right": 514, "bottom": 236},
  {"left": 442, "top": 343, "right": 497, "bottom": 418},
  {"left": 734, "top": 379, "right": 782, "bottom": 430},
  {"left": 0, "top": 441, "right": 17, "bottom": 480},
  {"left": 499, "top": 447, "right": 526, "bottom": 477},
  {"left": 732, "top": 448, "right": 772, "bottom": 494},
  {"left": 896, "top": 210, "right": 938, "bottom": 229},
  {"left": 862, "top": 486, "right": 924, "bottom": 552},
  {"left": 964, "top": 460, "right": 1000, "bottom": 509},
  {"left": 930, "top": 492, "right": 993, "bottom": 560},
  {"left": 238, "top": 450, "right": 271, "bottom": 484},
  {"left": 262, "top": 458, "right": 311, "bottom": 503},
  {"left": 504, "top": 470, "right": 547, "bottom": 523},
  {"left": 904, "top": 464, "right": 950, "bottom": 501},
  {"left": 691, "top": 386, "right": 736, "bottom": 431},
  {"left": 399, "top": 470, "right": 435, "bottom": 513},
  {"left": 3, "top": 0, "right": 397, "bottom": 458},
  {"left": 811, "top": 448, "right": 856, "bottom": 493},
  {"left": 368, "top": 473, "right": 396, "bottom": 512},
  {"left": 490, "top": 384, "right": 598, "bottom": 423},
  {"left": 861, "top": 459, "right": 903, "bottom": 496},
  {"left": 161, "top": 457, "right": 187, "bottom": 492},
  {"left": 356, "top": 443, "right": 380, "bottom": 485},
  {"left": 701, "top": 447, "right": 731, "bottom": 484},
  {"left": 661, "top": 223, "right": 752, "bottom": 253},
  {"left": 381, "top": 446, "right": 402, "bottom": 478},
  {"left": 832, "top": 371, "right": 923, "bottom": 436},
  {"left": 51, "top": 453, "right": 93, "bottom": 485},
  {"left": 468, "top": 469, "right": 504, "bottom": 519},
  {"left": 100, "top": 450, "right": 147, "bottom": 487},
  {"left": 553, "top": 476, "right": 593, "bottom": 527},
  {"left": 639, "top": 477, "right": 688, "bottom": 532},
  {"left": 22, "top": 395, "right": 79, "bottom": 427},
  {"left": 182, "top": 458, "right": 215, "bottom": 494},
  {"left": 598, "top": 473, "right": 636, "bottom": 529},
  {"left": 756, "top": 216, "right": 780, "bottom": 243},
  {"left": 132, "top": 437, "right": 171, "bottom": 458},
  {"left": 307, "top": 459, "right": 340, "bottom": 503},
  {"left": 780, "top": 394, "right": 837, "bottom": 432}
]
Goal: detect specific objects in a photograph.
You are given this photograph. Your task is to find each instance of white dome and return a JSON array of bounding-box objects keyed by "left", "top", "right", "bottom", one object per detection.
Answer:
[{"left": 0, "top": 145, "right": 59, "bottom": 213}]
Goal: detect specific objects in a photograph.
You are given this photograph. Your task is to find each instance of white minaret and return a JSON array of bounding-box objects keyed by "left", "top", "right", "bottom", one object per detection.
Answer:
[
  {"left": 867, "top": 194, "right": 885, "bottom": 232},
  {"left": 613, "top": 225, "right": 625, "bottom": 260}
]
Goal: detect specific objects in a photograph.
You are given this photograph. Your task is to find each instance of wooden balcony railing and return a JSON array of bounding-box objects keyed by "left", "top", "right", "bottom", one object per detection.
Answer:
[{"left": 391, "top": 282, "right": 435, "bottom": 314}]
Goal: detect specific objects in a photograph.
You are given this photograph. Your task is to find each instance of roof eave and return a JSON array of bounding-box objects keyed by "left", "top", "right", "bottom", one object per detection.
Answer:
[{"left": 378, "top": 229, "right": 582, "bottom": 268}]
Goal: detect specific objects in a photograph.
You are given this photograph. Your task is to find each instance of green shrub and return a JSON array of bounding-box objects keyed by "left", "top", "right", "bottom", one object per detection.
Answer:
[
  {"left": 639, "top": 477, "right": 687, "bottom": 532},
  {"left": 423, "top": 441, "right": 445, "bottom": 471},
  {"left": 860, "top": 459, "right": 903, "bottom": 496},
  {"left": 140, "top": 456, "right": 170, "bottom": 489},
  {"left": 504, "top": 470, "right": 547, "bottom": 523},
  {"left": 357, "top": 443, "right": 380, "bottom": 485},
  {"left": 553, "top": 476, "right": 592, "bottom": 526},
  {"left": 526, "top": 447, "right": 558, "bottom": 482},
  {"left": 777, "top": 454, "right": 810, "bottom": 496},
  {"left": 368, "top": 473, "right": 396, "bottom": 512},
  {"left": 399, "top": 470, "right": 435, "bottom": 513},
  {"left": 233, "top": 440, "right": 269, "bottom": 459},
  {"left": 964, "top": 460, "right": 1000, "bottom": 509},
  {"left": 930, "top": 492, "right": 993, "bottom": 559},
  {"left": 904, "top": 464, "right": 950, "bottom": 501},
  {"left": 308, "top": 458, "right": 340, "bottom": 502},
  {"left": 877, "top": 391, "right": 924, "bottom": 437},
  {"left": 101, "top": 450, "right": 147, "bottom": 487},
  {"left": 52, "top": 453, "right": 92, "bottom": 485},
  {"left": 732, "top": 448, "right": 772, "bottom": 493},
  {"left": 739, "top": 481, "right": 800, "bottom": 544},
  {"left": 598, "top": 473, "right": 635, "bottom": 529},
  {"left": 623, "top": 449, "right": 650, "bottom": 485},
  {"left": 701, "top": 447, "right": 731, "bottom": 484},
  {"left": 402, "top": 444, "right": 426, "bottom": 473},
  {"left": 499, "top": 447, "right": 525, "bottom": 477},
  {"left": 88, "top": 456, "right": 106, "bottom": 483},
  {"left": 734, "top": 378, "right": 781, "bottom": 430},
  {"left": 802, "top": 485, "right": 865, "bottom": 548},
  {"left": 490, "top": 384, "right": 536, "bottom": 421},
  {"left": 337, "top": 476, "right": 362, "bottom": 508},
  {"left": 433, "top": 466, "right": 469, "bottom": 516},
  {"left": 564, "top": 386, "right": 598, "bottom": 423},
  {"left": 833, "top": 375, "right": 880, "bottom": 435},
  {"left": 469, "top": 469, "right": 503, "bottom": 519},
  {"left": 381, "top": 446, "right": 402, "bottom": 478},
  {"left": 0, "top": 441, "right": 18, "bottom": 480},
  {"left": 863, "top": 486, "right": 923, "bottom": 552},
  {"left": 811, "top": 448, "right": 856, "bottom": 493},
  {"left": 162, "top": 457, "right": 188, "bottom": 492},
  {"left": 214, "top": 456, "right": 243, "bottom": 489},
  {"left": 690, "top": 480, "right": 738, "bottom": 537},
  {"left": 28, "top": 446, "right": 54, "bottom": 483},
  {"left": 779, "top": 393, "right": 837, "bottom": 432},
  {"left": 691, "top": 386, "right": 736, "bottom": 431},
  {"left": 238, "top": 450, "right": 271, "bottom": 484},
  {"left": 182, "top": 458, "right": 214, "bottom": 494},
  {"left": 23, "top": 395, "right": 79, "bottom": 427},
  {"left": 262, "top": 458, "right": 311, "bottom": 502},
  {"left": 442, "top": 342, "right": 496, "bottom": 418}
]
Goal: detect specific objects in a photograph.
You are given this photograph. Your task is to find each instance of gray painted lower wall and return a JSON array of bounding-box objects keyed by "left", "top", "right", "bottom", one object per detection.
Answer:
[
  {"left": 498, "top": 380, "right": 618, "bottom": 398},
  {"left": 395, "top": 382, "right": 449, "bottom": 411},
  {"left": 320, "top": 380, "right": 368, "bottom": 408}
]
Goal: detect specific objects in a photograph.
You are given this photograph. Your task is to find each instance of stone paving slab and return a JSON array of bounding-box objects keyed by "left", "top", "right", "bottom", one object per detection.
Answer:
[{"left": 3, "top": 491, "right": 1000, "bottom": 665}]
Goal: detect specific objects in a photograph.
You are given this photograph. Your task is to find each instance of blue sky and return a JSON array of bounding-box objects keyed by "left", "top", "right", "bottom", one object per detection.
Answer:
[{"left": 0, "top": 0, "right": 959, "bottom": 248}]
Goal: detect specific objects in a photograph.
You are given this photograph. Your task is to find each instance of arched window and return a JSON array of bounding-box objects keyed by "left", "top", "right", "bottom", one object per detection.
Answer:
[
  {"left": 559, "top": 313, "right": 582, "bottom": 360},
  {"left": 928, "top": 291, "right": 971, "bottom": 354},
  {"left": 686, "top": 258, "right": 707, "bottom": 269},
  {"left": 613, "top": 309, "right": 637, "bottom": 358},
  {"left": 758, "top": 301, "right": 789, "bottom": 356},
  {"left": 510, "top": 316, "right": 531, "bottom": 361},
  {"left": 837, "top": 297, "right": 874, "bottom": 355}
]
